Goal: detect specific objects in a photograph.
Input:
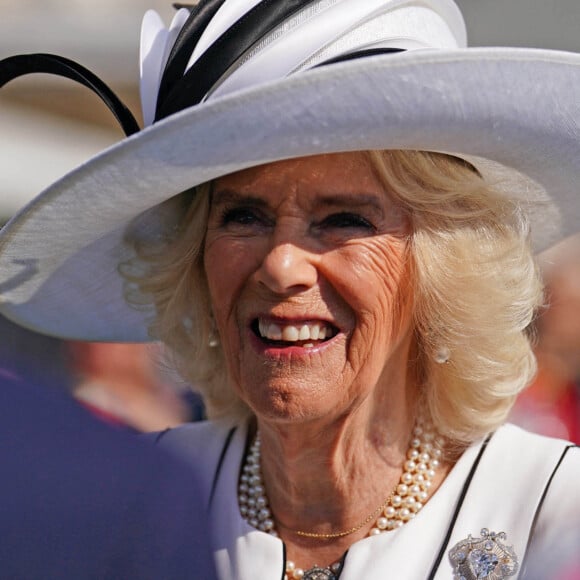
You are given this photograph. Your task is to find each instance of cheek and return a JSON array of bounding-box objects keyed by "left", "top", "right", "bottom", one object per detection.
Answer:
[
  {"left": 328, "top": 238, "right": 413, "bottom": 339},
  {"left": 204, "top": 239, "right": 230, "bottom": 312},
  {"left": 203, "top": 235, "right": 266, "bottom": 334},
  {"left": 374, "top": 240, "right": 413, "bottom": 324}
]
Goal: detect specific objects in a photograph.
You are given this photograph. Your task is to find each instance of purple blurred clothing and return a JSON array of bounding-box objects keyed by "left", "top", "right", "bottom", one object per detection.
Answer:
[{"left": 0, "top": 372, "right": 216, "bottom": 579}]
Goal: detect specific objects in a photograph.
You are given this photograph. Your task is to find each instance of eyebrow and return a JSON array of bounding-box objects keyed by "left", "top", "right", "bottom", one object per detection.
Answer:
[
  {"left": 210, "top": 188, "right": 270, "bottom": 209},
  {"left": 312, "top": 193, "right": 385, "bottom": 215},
  {"left": 211, "top": 188, "right": 385, "bottom": 215}
]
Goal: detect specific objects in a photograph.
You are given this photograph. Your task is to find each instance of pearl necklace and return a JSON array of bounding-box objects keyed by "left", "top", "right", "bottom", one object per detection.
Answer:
[{"left": 238, "top": 420, "right": 443, "bottom": 579}]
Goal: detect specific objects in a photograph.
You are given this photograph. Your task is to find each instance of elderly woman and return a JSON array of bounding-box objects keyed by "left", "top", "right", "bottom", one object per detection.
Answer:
[{"left": 1, "top": 0, "right": 579, "bottom": 578}]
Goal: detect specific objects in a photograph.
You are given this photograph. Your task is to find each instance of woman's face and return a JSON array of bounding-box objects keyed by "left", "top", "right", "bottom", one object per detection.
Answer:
[{"left": 204, "top": 152, "right": 414, "bottom": 423}]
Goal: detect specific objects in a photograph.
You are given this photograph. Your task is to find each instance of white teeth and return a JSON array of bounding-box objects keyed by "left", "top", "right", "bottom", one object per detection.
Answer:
[
  {"left": 282, "top": 326, "right": 299, "bottom": 341},
  {"left": 259, "top": 320, "right": 283, "bottom": 340},
  {"left": 259, "top": 319, "right": 267, "bottom": 337},
  {"left": 257, "top": 320, "right": 334, "bottom": 342},
  {"left": 268, "top": 323, "right": 282, "bottom": 341},
  {"left": 299, "top": 325, "right": 310, "bottom": 340}
]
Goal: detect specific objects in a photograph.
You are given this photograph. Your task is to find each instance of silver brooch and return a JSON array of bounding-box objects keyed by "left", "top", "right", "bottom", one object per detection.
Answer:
[
  {"left": 302, "top": 566, "right": 338, "bottom": 580},
  {"left": 449, "top": 528, "right": 519, "bottom": 579}
]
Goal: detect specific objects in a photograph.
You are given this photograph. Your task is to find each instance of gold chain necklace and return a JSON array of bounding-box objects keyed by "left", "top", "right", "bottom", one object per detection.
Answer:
[{"left": 286, "top": 492, "right": 394, "bottom": 539}]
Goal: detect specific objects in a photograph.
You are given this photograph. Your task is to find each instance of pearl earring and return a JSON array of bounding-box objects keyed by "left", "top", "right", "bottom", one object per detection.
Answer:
[
  {"left": 434, "top": 346, "right": 451, "bottom": 364},
  {"left": 208, "top": 315, "right": 219, "bottom": 348}
]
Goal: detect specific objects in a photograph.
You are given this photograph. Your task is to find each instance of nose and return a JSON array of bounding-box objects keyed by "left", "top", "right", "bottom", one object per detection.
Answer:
[{"left": 256, "top": 240, "right": 318, "bottom": 295}]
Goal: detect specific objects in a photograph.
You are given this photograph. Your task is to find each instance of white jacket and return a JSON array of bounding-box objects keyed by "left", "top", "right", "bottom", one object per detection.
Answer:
[{"left": 154, "top": 421, "right": 580, "bottom": 579}]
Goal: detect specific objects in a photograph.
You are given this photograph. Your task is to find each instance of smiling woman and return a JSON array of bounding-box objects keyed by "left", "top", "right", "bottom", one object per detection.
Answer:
[
  {"left": 129, "top": 150, "right": 536, "bottom": 447},
  {"left": 120, "top": 146, "right": 549, "bottom": 575},
  {"left": 205, "top": 153, "right": 413, "bottom": 426},
  {"left": 1, "top": 0, "right": 579, "bottom": 578}
]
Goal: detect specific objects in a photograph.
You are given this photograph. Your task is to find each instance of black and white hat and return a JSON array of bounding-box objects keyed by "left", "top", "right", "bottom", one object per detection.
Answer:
[{"left": 0, "top": 0, "right": 578, "bottom": 341}]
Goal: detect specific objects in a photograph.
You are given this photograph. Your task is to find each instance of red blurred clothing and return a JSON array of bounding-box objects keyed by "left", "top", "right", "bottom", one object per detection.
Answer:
[{"left": 513, "top": 365, "right": 580, "bottom": 444}]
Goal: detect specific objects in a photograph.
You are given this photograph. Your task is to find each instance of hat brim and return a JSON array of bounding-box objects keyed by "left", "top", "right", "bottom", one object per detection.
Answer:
[{"left": 0, "top": 47, "right": 579, "bottom": 341}]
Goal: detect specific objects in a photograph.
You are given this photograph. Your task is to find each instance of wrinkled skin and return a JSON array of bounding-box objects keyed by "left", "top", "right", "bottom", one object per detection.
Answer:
[{"left": 204, "top": 151, "right": 415, "bottom": 426}]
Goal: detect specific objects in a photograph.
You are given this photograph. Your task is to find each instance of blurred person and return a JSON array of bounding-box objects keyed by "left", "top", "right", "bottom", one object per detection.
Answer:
[
  {"left": 68, "top": 341, "right": 193, "bottom": 431},
  {"left": 0, "top": 296, "right": 213, "bottom": 576},
  {"left": 0, "top": 370, "right": 217, "bottom": 579},
  {"left": 0, "top": 314, "right": 198, "bottom": 431},
  {"left": 512, "top": 237, "right": 580, "bottom": 443}
]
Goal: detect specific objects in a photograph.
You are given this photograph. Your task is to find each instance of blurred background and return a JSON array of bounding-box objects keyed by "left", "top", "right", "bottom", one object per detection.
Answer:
[{"left": 1, "top": 0, "right": 579, "bottom": 433}]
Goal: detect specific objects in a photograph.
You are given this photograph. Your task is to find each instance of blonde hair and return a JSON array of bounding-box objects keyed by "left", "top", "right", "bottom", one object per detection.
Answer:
[
  {"left": 368, "top": 151, "right": 542, "bottom": 447},
  {"left": 125, "top": 150, "right": 543, "bottom": 447}
]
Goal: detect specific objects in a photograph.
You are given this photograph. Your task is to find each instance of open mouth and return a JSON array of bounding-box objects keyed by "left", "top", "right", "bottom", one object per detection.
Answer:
[{"left": 251, "top": 318, "right": 338, "bottom": 349}]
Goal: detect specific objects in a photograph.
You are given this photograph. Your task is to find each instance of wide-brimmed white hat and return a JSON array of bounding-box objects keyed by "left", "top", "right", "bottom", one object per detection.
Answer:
[{"left": 0, "top": 0, "right": 578, "bottom": 341}]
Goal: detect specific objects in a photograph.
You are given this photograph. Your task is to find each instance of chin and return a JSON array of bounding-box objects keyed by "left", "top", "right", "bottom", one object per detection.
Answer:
[{"left": 249, "top": 389, "right": 333, "bottom": 426}]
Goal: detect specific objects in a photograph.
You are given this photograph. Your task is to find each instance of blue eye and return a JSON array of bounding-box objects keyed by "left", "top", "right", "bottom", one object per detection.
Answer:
[{"left": 320, "top": 212, "right": 375, "bottom": 231}]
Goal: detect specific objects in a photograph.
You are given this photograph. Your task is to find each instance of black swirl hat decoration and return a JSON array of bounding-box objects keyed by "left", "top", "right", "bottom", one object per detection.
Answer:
[{"left": 0, "top": 0, "right": 413, "bottom": 135}]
